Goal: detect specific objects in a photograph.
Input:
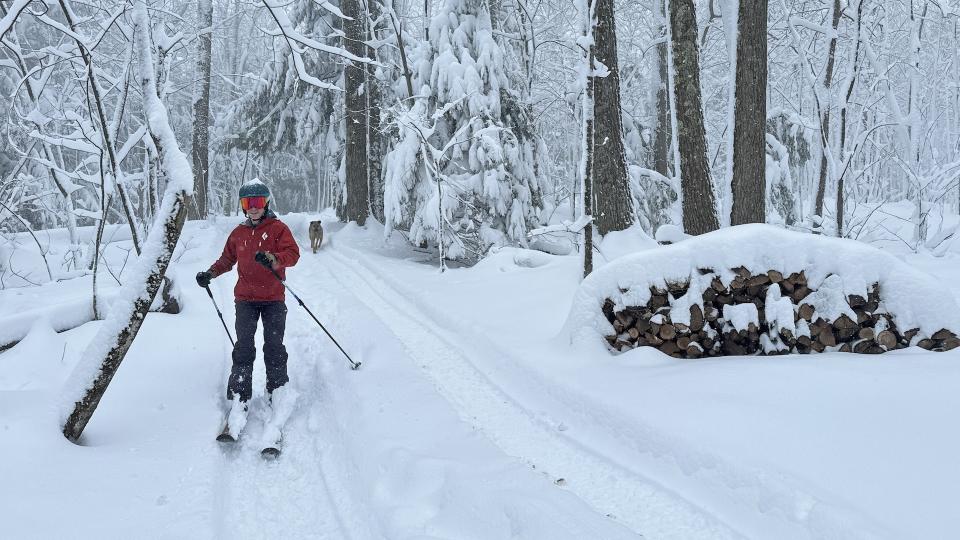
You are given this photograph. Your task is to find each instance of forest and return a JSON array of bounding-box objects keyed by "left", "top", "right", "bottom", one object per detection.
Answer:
[{"left": 4, "top": 0, "right": 958, "bottom": 272}]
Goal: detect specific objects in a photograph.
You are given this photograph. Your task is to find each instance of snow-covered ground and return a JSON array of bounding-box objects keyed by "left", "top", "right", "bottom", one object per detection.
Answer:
[{"left": 2, "top": 212, "right": 959, "bottom": 539}]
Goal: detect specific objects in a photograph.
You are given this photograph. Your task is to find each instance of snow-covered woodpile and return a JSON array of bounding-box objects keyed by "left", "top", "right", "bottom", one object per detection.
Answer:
[
  {"left": 564, "top": 225, "right": 960, "bottom": 358},
  {"left": 603, "top": 268, "right": 960, "bottom": 357}
]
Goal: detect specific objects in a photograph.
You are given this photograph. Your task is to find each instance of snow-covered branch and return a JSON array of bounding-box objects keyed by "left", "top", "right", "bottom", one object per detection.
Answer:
[
  {"left": 260, "top": 0, "right": 378, "bottom": 93},
  {"left": 527, "top": 215, "right": 593, "bottom": 238},
  {"left": 0, "top": 0, "right": 31, "bottom": 42}
]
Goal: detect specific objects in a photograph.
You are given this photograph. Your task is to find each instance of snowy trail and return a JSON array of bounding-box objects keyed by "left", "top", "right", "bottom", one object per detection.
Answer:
[
  {"left": 192, "top": 225, "right": 642, "bottom": 540},
  {"left": 317, "top": 244, "right": 744, "bottom": 540},
  {"left": 209, "top": 278, "right": 380, "bottom": 540},
  {"left": 320, "top": 240, "right": 890, "bottom": 540},
  {"left": 270, "top": 238, "right": 642, "bottom": 539}
]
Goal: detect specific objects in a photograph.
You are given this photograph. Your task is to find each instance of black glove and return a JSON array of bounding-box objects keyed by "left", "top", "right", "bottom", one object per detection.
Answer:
[
  {"left": 255, "top": 251, "right": 277, "bottom": 269},
  {"left": 196, "top": 270, "right": 213, "bottom": 288}
]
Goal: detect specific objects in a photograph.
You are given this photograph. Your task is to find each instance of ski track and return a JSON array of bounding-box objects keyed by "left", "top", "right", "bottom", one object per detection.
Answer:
[
  {"left": 318, "top": 245, "right": 744, "bottom": 540},
  {"left": 205, "top": 233, "right": 881, "bottom": 540},
  {"left": 209, "top": 276, "right": 380, "bottom": 540},
  {"left": 322, "top": 242, "right": 888, "bottom": 540}
]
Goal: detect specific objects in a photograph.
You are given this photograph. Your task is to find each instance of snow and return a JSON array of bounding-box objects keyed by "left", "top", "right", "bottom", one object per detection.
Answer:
[
  {"left": 801, "top": 273, "right": 858, "bottom": 322},
  {"left": 564, "top": 224, "right": 960, "bottom": 347},
  {"left": 722, "top": 302, "right": 759, "bottom": 331},
  {"left": 57, "top": 1, "right": 197, "bottom": 427},
  {"left": 4, "top": 216, "right": 960, "bottom": 538},
  {"left": 765, "top": 285, "right": 797, "bottom": 336},
  {"left": 655, "top": 223, "right": 689, "bottom": 244},
  {"left": 0, "top": 0, "right": 31, "bottom": 40}
]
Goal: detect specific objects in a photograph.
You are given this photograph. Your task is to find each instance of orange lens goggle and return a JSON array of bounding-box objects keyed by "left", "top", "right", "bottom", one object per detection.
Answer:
[{"left": 240, "top": 196, "right": 268, "bottom": 210}]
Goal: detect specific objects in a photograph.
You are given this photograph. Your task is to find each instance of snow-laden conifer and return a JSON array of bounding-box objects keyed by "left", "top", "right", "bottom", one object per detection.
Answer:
[{"left": 382, "top": 0, "right": 546, "bottom": 263}]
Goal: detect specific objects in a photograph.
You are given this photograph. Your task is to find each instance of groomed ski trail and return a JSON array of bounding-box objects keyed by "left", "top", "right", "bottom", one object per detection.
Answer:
[
  {"left": 281, "top": 238, "right": 643, "bottom": 539},
  {"left": 319, "top": 240, "right": 889, "bottom": 540},
  {"left": 208, "top": 278, "right": 382, "bottom": 540},
  {"left": 318, "top": 245, "right": 744, "bottom": 540}
]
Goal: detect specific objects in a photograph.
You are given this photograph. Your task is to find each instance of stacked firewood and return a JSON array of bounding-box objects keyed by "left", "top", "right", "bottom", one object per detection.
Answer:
[{"left": 604, "top": 267, "right": 960, "bottom": 358}]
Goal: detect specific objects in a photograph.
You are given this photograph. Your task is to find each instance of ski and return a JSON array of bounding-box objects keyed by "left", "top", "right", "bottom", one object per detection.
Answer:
[
  {"left": 216, "top": 421, "right": 237, "bottom": 443},
  {"left": 217, "top": 398, "right": 249, "bottom": 444},
  {"left": 259, "top": 387, "right": 297, "bottom": 459},
  {"left": 260, "top": 434, "right": 282, "bottom": 460}
]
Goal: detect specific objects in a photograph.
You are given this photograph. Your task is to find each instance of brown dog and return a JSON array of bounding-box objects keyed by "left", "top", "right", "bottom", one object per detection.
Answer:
[{"left": 308, "top": 220, "right": 324, "bottom": 253}]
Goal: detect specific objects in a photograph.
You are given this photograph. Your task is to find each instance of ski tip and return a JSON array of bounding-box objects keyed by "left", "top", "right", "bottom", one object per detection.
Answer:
[
  {"left": 261, "top": 447, "right": 281, "bottom": 460},
  {"left": 217, "top": 433, "right": 237, "bottom": 443}
]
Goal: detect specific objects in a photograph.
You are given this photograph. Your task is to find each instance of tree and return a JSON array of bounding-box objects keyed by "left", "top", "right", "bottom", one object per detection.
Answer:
[
  {"left": 219, "top": 0, "right": 373, "bottom": 217},
  {"left": 812, "top": 0, "right": 842, "bottom": 226},
  {"left": 587, "top": 0, "right": 633, "bottom": 235},
  {"left": 61, "top": 0, "right": 193, "bottom": 442},
  {"left": 381, "top": 0, "right": 545, "bottom": 262},
  {"left": 669, "top": 0, "right": 719, "bottom": 234},
  {"left": 56, "top": 0, "right": 143, "bottom": 255},
  {"left": 652, "top": 0, "right": 672, "bottom": 179},
  {"left": 0, "top": 4, "right": 81, "bottom": 260},
  {"left": 190, "top": 0, "right": 214, "bottom": 220},
  {"left": 729, "top": 0, "right": 768, "bottom": 225},
  {"left": 366, "top": 1, "right": 387, "bottom": 223},
  {"left": 582, "top": 0, "right": 597, "bottom": 277},
  {"left": 341, "top": 0, "right": 369, "bottom": 225}
]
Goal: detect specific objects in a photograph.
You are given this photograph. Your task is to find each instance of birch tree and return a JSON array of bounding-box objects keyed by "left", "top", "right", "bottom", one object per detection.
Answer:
[{"left": 61, "top": 0, "right": 193, "bottom": 442}]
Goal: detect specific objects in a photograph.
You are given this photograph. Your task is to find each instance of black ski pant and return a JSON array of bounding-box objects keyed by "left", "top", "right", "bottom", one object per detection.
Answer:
[{"left": 228, "top": 300, "right": 289, "bottom": 402}]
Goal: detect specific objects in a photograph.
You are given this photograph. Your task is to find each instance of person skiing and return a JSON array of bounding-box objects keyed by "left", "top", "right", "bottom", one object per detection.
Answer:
[{"left": 195, "top": 179, "right": 300, "bottom": 408}]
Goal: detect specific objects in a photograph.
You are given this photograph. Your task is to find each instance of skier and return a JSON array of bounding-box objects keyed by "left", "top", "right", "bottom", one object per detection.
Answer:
[{"left": 195, "top": 180, "right": 300, "bottom": 409}]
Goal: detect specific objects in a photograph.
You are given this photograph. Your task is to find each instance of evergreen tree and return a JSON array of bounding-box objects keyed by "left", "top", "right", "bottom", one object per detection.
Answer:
[
  {"left": 382, "top": 0, "right": 546, "bottom": 262},
  {"left": 219, "top": 0, "right": 341, "bottom": 210}
]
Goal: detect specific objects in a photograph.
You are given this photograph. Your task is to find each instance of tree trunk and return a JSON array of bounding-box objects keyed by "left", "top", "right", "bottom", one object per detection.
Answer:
[
  {"left": 669, "top": 0, "right": 720, "bottom": 234},
  {"left": 814, "top": 0, "right": 842, "bottom": 222},
  {"left": 341, "top": 0, "right": 369, "bottom": 225},
  {"left": 653, "top": 3, "right": 672, "bottom": 178},
  {"left": 424, "top": 0, "right": 432, "bottom": 40},
  {"left": 589, "top": 0, "right": 633, "bottom": 235},
  {"left": 837, "top": 0, "right": 864, "bottom": 237},
  {"left": 190, "top": 0, "right": 213, "bottom": 220},
  {"left": 729, "top": 0, "right": 767, "bottom": 225},
  {"left": 62, "top": 1, "right": 192, "bottom": 442},
  {"left": 582, "top": 5, "right": 598, "bottom": 278},
  {"left": 583, "top": 51, "right": 595, "bottom": 279},
  {"left": 367, "top": 0, "right": 385, "bottom": 223}
]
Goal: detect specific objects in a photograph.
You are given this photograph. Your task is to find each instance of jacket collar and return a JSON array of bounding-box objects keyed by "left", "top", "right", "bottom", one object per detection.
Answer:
[{"left": 243, "top": 209, "right": 277, "bottom": 228}]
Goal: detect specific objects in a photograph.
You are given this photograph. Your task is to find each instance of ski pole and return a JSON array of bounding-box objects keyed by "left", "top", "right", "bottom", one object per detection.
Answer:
[
  {"left": 257, "top": 254, "right": 361, "bottom": 370},
  {"left": 204, "top": 285, "right": 235, "bottom": 346}
]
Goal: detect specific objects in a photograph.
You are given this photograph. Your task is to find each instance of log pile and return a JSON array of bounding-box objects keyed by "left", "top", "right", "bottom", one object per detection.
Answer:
[{"left": 604, "top": 267, "right": 960, "bottom": 358}]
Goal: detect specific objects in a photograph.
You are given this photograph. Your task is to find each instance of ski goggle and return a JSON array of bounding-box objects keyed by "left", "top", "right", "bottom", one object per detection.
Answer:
[{"left": 240, "top": 196, "right": 268, "bottom": 211}]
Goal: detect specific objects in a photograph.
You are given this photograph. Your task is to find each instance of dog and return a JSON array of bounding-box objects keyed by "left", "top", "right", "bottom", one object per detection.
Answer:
[{"left": 308, "top": 220, "right": 324, "bottom": 253}]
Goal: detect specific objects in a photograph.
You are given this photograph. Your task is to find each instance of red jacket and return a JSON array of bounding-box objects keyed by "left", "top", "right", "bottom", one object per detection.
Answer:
[{"left": 209, "top": 215, "right": 300, "bottom": 302}]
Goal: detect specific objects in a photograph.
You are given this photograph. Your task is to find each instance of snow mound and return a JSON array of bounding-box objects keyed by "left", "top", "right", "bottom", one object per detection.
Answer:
[
  {"left": 655, "top": 223, "right": 689, "bottom": 244},
  {"left": 596, "top": 223, "right": 657, "bottom": 263},
  {"left": 563, "top": 224, "right": 960, "bottom": 347}
]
